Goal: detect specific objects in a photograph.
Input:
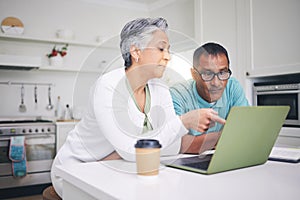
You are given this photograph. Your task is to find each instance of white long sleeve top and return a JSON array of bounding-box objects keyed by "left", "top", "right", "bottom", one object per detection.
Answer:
[{"left": 55, "top": 67, "right": 187, "bottom": 164}]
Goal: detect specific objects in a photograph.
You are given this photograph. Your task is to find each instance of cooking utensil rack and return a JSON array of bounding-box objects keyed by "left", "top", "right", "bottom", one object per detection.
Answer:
[{"left": 0, "top": 81, "right": 54, "bottom": 87}]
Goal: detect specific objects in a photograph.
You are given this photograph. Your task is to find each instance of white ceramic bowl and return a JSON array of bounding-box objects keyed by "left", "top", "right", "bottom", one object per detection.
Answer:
[{"left": 56, "top": 29, "right": 74, "bottom": 40}]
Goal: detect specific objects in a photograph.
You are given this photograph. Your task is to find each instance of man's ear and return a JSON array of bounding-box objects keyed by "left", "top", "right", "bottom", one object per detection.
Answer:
[
  {"left": 191, "top": 68, "right": 197, "bottom": 80},
  {"left": 130, "top": 45, "right": 140, "bottom": 62}
]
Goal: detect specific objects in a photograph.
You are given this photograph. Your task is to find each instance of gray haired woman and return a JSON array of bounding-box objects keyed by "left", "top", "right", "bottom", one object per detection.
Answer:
[{"left": 51, "top": 17, "right": 205, "bottom": 198}]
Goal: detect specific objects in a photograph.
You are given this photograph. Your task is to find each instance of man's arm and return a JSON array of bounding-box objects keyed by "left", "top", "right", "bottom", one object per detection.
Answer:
[{"left": 180, "top": 132, "right": 221, "bottom": 154}]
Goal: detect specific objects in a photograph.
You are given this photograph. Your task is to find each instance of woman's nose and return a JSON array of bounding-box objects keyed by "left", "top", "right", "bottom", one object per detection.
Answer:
[{"left": 163, "top": 50, "right": 171, "bottom": 61}]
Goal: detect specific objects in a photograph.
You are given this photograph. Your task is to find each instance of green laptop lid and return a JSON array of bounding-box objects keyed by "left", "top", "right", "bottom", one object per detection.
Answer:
[{"left": 207, "top": 106, "right": 290, "bottom": 174}]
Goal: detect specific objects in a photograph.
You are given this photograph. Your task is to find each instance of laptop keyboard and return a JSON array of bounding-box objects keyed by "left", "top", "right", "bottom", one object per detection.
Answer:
[
  {"left": 178, "top": 154, "right": 212, "bottom": 170},
  {"left": 182, "top": 160, "right": 210, "bottom": 170}
]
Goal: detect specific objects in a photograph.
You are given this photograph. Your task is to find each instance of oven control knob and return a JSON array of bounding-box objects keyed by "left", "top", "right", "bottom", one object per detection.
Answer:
[
  {"left": 35, "top": 129, "right": 39, "bottom": 133},
  {"left": 28, "top": 129, "right": 32, "bottom": 133},
  {"left": 47, "top": 128, "right": 51, "bottom": 132},
  {"left": 22, "top": 129, "right": 26, "bottom": 133},
  {"left": 41, "top": 128, "right": 45, "bottom": 132}
]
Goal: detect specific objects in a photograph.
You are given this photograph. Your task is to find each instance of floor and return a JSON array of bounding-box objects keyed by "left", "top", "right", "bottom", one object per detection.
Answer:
[
  {"left": 0, "top": 183, "right": 49, "bottom": 200},
  {"left": 7, "top": 195, "right": 43, "bottom": 200}
]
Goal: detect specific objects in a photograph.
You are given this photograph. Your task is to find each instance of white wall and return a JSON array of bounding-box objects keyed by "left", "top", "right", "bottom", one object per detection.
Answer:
[
  {"left": 0, "top": 0, "right": 149, "bottom": 118},
  {"left": 150, "top": 0, "right": 197, "bottom": 87},
  {"left": 195, "top": 0, "right": 240, "bottom": 82},
  {"left": 0, "top": 70, "right": 87, "bottom": 117},
  {"left": 150, "top": 0, "right": 195, "bottom": 39},
  {"left": 0, "top": 0, "right": 149, "bottom": 43}
]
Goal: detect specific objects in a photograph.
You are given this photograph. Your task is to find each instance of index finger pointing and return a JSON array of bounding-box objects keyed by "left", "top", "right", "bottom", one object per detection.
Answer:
[{"left": 211, "top": 114, "right": 226, "bottom": 125}]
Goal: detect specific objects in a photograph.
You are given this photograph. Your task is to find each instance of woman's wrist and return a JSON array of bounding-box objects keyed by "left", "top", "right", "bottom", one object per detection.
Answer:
[{"left": 179, "top": 114, "right": 189, "bottom": 130}]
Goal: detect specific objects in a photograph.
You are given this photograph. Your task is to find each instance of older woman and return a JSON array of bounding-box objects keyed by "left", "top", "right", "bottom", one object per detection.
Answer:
[{"left": 51, "top": 17, "right": 219, "bottom": 198}]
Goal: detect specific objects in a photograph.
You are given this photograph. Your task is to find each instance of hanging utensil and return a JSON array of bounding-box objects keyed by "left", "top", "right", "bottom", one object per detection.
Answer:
[
  {"left": 46, "top": 85, "right": 53, "bottom": 110},
  {"left": 34, "top": 85, "right": 38, "bottom": 104},
  {"left": 19, "top": 85, "right": 27, "bottom": 112}
]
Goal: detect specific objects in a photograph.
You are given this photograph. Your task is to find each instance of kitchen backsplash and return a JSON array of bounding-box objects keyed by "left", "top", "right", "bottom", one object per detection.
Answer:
[{"left": 0, "top": 70, "right": 98, "bottom": 118}]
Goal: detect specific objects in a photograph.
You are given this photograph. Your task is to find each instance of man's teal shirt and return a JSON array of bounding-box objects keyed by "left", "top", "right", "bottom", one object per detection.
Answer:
[{"left": 170, "top": 77, "right": 249, "bottom": 135}]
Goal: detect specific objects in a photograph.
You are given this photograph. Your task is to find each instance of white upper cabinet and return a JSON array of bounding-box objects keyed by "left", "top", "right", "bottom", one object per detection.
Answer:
[
  {"left": 247, "top": 0, "right": 300, "bottom": 77},
  {"left": 194, "top": 0, "right": 300, "bottom": 79}
]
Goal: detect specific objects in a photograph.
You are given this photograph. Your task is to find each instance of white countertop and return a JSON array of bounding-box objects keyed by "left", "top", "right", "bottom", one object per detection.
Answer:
[{"left": 56, "top": 158, "right": 300, "bottom": 200}]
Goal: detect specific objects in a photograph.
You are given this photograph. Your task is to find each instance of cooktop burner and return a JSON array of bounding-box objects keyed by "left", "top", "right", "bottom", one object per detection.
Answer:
[
  {"left": 0, "top": 117, "right": 54, "bottom": 124},
  {"left": 0, "top": 119, "right": 53, "bottom": 124}
]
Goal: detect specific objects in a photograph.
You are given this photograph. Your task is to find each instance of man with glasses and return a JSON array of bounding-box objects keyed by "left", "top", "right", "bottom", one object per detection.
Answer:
[{"left": 171, "top": 42, "right": 249, "bottom": 153}]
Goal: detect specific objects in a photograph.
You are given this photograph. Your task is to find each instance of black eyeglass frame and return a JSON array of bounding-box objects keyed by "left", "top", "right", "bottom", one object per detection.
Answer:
[{"left": 193, "top": 68, "right": 232, "bottom": 82}]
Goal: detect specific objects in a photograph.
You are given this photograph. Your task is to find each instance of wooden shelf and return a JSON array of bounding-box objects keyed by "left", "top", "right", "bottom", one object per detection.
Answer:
[
  {"left": 0, "top": 33, "right": 100, "bottom": 47},
  {"left": 56, "top": 119, "right": 80, "bottom": 123},
  {"left": 0, "top": 33, "right": 118, "bottom": 72},
  {"left": 39, "top": 66, "right": 101, "bottom": 73}
]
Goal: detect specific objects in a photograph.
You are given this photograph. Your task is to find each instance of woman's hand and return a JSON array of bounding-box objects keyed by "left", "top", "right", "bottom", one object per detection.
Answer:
[{"left": 180, "top": 108, "right": 225, "bottom": 133}]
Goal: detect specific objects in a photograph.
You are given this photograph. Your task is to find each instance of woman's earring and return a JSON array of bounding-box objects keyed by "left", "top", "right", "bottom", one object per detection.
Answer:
[{"left": 135, "top": 57, "right": 139, "bottom": 63}]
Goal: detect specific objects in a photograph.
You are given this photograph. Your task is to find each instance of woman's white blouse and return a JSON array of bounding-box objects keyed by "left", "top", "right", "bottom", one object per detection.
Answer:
[{"left": 56, "top": 68, "right": 187, "bottom": 163}]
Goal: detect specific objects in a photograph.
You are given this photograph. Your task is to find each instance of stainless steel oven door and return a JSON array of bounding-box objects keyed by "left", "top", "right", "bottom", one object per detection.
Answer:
[
  {"left": 254, "top": 89, "right": 300, "bottom": 126},
  {"left": 0, "top": 133, "right": 55, "bottom": 188}
]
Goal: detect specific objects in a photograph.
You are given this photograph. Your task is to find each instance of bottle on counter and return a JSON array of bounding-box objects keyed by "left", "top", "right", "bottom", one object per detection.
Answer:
[
  {"left": 55, "top": 96, "right": 64, "bottom": 120},
  {"left": 64, "top": 104, "right": 73, "bottom": 120}
]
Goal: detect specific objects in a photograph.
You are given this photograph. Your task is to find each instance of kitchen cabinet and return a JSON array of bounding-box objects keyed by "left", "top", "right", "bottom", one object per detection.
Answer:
[
  {"left": 194, "top": 0, "right": 300, "bottom": 82},
  {"left": 240, "top": 0, "right": 300, "bottom": 78},
  {"left": 56, "top": 121, "right": 77, "bottom": 152},
  {"left": 237, "top": 0, "right": 300, "bottom": 78}
]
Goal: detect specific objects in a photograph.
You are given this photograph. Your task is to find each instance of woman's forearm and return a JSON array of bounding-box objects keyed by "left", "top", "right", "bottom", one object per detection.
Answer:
[{"left": 180, "top": 132, "right": 221, "bottom": 154}]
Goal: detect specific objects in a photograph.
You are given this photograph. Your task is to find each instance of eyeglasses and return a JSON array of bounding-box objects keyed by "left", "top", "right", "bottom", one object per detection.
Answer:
[{"left": 194, "top": 68, "right": 232, "bottom": 81}]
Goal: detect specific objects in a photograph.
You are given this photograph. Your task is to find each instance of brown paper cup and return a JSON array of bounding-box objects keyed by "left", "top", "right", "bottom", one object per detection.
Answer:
[
  {"left": 135, "top": 139, "right": 162, "bottom": 176},
  {"left": 135, "top": 148, "right": 160, "bottom": 176}
]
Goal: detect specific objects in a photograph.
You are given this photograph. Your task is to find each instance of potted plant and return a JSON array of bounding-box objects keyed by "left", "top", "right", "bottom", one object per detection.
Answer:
[{"left": 47, "top": 44, "right": 68, "bottom": 66}]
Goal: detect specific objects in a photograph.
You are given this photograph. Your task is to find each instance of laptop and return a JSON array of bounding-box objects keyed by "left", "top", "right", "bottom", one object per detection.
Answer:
[{"left": 162, "top": 106, "right": 290, "bottom": 174}]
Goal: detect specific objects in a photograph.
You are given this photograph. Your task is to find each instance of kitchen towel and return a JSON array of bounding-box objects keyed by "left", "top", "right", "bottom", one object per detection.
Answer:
[{"left": 9, "top": 136, "right": 27, "bottom": 177}]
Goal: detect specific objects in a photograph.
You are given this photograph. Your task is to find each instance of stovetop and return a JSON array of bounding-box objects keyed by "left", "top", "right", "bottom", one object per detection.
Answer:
[
  {"left": 0, "top": 117, "right": 54, "bottom": 124},
  {"left": 0, "top": 117, "right": 55, "bottom": 135}
]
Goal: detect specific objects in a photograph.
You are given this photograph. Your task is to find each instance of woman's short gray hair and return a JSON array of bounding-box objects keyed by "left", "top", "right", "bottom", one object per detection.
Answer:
[{"left": 120, "top": 17, "right": 168, "bottom": 68}]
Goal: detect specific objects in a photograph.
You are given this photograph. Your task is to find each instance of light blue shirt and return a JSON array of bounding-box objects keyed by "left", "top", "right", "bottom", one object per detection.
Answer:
[{"left": 170, "top": 77, "right": 249, "bottom": 135}]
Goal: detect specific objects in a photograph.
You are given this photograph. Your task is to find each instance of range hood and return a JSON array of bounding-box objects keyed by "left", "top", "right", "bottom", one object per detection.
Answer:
[{"left": 0, "top": 54, "right": 41, "bottom": 70}]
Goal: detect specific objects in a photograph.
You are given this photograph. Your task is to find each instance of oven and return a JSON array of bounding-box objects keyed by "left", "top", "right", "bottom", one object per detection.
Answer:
[
  {"left": 253, "top": 83, "right": 300, "bottom": 127},
  {"left": 0, "top": 118, "right": 56, "bottom": 189}
]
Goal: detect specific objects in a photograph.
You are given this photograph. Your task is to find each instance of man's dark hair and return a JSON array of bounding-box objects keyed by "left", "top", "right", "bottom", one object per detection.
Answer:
[{"left": 193, "top": 42, "right": 230, "bottom": 68}]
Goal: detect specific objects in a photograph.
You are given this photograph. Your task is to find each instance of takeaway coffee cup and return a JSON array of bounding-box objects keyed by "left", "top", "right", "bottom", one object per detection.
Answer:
[{"left": 135, "top": 139, "right": 162, "bottom": 176}]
